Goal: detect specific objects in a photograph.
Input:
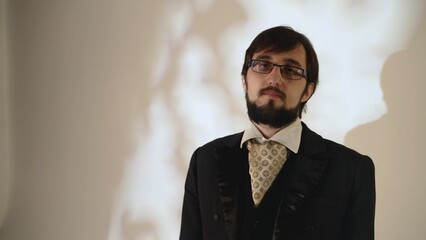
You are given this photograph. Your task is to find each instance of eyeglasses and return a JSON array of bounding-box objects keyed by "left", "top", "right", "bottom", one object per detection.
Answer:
[{"left": 248, "top": 59, "right": 308, "bottom": 80}]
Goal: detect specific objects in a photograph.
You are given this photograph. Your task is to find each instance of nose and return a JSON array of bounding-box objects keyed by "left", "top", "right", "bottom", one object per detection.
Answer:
[{"left": 266, "top": 65, "right": 282, "bottom": 86}]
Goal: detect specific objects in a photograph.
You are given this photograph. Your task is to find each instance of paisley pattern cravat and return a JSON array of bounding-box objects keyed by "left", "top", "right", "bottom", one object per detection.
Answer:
[{"left": 247, "top": 140, "right": 287, "bottom": 206}]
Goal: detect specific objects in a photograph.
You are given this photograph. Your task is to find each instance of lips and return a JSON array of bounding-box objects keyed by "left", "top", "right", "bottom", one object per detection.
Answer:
[{"left": 259, "top": 87, "right": 285, "bottom": 99}]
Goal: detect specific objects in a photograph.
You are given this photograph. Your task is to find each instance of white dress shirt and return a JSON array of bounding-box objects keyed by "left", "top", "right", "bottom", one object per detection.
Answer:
[{"left": 240, "top": 118, "right": 303, "bottom": 154}]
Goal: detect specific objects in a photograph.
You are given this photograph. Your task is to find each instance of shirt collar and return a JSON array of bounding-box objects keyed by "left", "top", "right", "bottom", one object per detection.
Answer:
[{"left": 240, "top": 118, "right": 303, "bottom": 154}]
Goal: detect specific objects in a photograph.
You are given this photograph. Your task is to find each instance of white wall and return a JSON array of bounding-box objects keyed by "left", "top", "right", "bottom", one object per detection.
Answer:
[
  {"left": 1, "top": 1, "right": 425, "bottom": 240},
  {"left": 345, "top": 14, "right": 426, "bottom": 240},
  {"left": 1, "top": 1, "right": 168, "bottom": 239}
]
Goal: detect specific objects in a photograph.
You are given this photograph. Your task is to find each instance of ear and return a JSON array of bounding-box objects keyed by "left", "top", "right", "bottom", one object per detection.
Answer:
[
  {"left": 242, "top": 77, "right": 248, "bottom": 92},
  {"left": 300, "top": 82, "right": 314, "bottom": 103}
]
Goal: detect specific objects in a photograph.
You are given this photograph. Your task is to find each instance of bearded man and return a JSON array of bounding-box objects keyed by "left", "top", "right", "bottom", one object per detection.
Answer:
[{"left": 180, "top": 26, "right": 375, "bottom": 240}]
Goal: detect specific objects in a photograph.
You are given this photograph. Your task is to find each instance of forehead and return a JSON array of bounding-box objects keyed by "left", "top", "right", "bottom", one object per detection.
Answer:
[{"left": 252, "top": 44, "right": 307, "bottom": 68}]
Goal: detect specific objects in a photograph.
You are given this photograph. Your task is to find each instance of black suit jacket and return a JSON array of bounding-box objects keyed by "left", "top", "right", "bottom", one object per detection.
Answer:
[{"left": 180, "top": 123, "right": 375, "bottom": 240}]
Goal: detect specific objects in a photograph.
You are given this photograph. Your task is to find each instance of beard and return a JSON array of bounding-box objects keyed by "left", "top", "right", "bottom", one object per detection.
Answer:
[{"left": 245, "top": 90, "right": 299, "bottom": 128}]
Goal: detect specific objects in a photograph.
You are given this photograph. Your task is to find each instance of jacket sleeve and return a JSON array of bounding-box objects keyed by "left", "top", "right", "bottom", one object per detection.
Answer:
[
  {"left": 180, "top": 149, "right": 203, "bottom": 240},
  {"left": 341, "top": 156, "right": 376, "bottom": 240}
]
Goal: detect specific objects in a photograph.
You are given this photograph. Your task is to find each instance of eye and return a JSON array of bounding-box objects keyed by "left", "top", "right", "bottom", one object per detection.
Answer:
[
  {"left": 252, "top": 60, "right": 272, "bottom": 72},
  {"left": 282, "top": 65, "right": 302, "bottom": 77}
]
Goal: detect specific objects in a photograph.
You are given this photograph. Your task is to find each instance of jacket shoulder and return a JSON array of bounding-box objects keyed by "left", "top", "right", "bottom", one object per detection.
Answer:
[
  {"left": 323, "top": 138, "right": 372, "bottom": 162},
  {"left": 301, "top": 123, "right": 373, "bottom": 170},
  {"left": 189, "top": 132, "right": 244, "bottom": 167},
  {"left": 199, "top": 132, "right": 244, "bottom": 150},
  {"left": 302, "top": 122, "right": 371, "bottom": 160}
]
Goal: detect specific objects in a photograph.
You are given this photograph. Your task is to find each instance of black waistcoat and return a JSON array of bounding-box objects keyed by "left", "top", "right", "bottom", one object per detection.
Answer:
[{"left": 236, "top": 152, "right": 296, "bottom": 240}]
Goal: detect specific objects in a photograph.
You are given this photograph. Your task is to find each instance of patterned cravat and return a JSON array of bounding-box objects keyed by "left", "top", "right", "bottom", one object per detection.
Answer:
[{"left": 246, "top": 139, "right": 288, "bottom": 206}]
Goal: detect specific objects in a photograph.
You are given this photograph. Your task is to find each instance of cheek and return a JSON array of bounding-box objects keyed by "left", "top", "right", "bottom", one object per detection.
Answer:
[
  {"left": 245, "top": 83, "right": 262, "bottom": 102},
  {"left": 245, "top": 71, "right": 263, "bottom": 88},
  {"left": 285, "top": 86, "right": 307, "bottom": 105},
  {"left": 244, "top": 77, "right": 257, "bottom": 93},
  {"left": 247, "top": 88, "right": 257, "bottom": 101}
]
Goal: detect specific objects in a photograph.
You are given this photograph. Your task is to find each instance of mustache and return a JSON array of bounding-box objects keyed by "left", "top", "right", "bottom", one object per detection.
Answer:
[{"left": 259, "top": 87, "right": 285, "bottom": 99}]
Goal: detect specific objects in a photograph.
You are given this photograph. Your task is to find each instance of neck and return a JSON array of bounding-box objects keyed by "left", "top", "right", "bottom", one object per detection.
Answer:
[{"left": 252, "top": 121, "right": 291, "bottom": 139}]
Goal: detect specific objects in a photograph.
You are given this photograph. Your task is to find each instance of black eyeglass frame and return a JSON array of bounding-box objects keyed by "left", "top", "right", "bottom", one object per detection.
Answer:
[{"left": 248, "top": 59, "right": 308, "bottom": 80}]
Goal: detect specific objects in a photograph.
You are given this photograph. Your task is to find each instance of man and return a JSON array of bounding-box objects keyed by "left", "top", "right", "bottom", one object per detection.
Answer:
[{"left": 180, "top": 26, "right": 375, "bottom": 240}]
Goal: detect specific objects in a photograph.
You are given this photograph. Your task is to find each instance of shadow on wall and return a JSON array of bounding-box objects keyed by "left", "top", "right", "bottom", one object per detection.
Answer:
[{"left": 345, "top": 12, "right": 426, "bottom": 240}]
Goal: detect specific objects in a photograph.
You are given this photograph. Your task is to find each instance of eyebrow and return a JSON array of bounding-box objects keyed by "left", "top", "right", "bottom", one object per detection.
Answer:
[{"left": 254, "top": 54, "right": 303, "bottom": 68}]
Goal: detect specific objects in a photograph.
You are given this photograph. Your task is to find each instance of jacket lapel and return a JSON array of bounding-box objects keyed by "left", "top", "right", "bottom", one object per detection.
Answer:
[
  {"left": 216, "top": 132, "right": 245, "bottom": 240},
  {"left": 273, "top": 123, "right": 329, "bottom": 239}
]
